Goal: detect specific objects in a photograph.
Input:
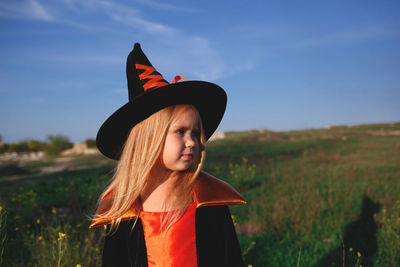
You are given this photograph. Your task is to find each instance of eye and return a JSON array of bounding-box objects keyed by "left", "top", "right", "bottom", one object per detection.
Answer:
[
  {"left": 191, "top": 130, "right": 200, "bottom": 138},
  {"left": 176, "top": 129, "right": 185, "bottom": 135}
]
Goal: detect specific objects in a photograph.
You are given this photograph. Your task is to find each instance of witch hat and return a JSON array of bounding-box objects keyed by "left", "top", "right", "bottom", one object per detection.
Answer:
[{"left": 96, "top": 43, "right": 227, "bottom": 160}]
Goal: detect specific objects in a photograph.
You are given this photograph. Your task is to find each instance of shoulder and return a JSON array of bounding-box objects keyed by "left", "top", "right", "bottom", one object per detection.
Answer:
[
  {"left": 90, "top": 171, "right": 246, "bottom": 229},
  {"left": 193, "top": 171, "right": 246, "bottom": 208}
]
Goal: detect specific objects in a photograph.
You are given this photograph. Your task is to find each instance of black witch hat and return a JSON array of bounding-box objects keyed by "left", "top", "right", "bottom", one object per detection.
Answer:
[{"left": 96, "top": 43, "right": 227, "bottom": 160}]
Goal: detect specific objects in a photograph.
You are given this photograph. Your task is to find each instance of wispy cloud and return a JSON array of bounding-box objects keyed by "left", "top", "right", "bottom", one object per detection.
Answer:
[
  {"left": 58, "top": 0, "right": 177, "bottom": 34},
  {"left": 133, "top": 0, "right": 196, "bottom": 12},
  {"left": 0, "top": 0, "right": 173, "bottom": 34},
  {"left": 300, "top": 24, "right": 398, "bottom": 47},
  {"left": 36, "top": 54, "right": 125, "bottom": 64},
  {"left": 143, "top": 35, "right": 228, "bottom": 82},
  {"left": 157, "top": 35, "right": 256, "bottom": 81},
  {"left": 0, "top": 0, "right": 53, "bottom": 21},
  {"left": 110, "top": 13, "right": 176, "bottom": 34},
  {"left": 0, "top": 0, "right": 250, "bottom": 81}
]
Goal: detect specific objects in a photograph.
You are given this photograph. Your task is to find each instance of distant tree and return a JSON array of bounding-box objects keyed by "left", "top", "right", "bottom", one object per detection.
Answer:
[
  {"left": 0, "top": 143, "right": 10, "bottom": 154},
  {"left": 0, "top": 139, "right": 48, "bottom": 154},
  {"left": 14, "top": 140, "right": 30, "bottom": 152},
  {"left": 85, "top": 139, "right": 96, "bottom": 148},
  {"left": 6, "top": 143, "right": 17, "bottom": 153},
  {"left": 28, "top": 139, "right": 46, "bottom": 152},
  {"left": 45, "top": 134, "right": 73, "bottom": 156}
]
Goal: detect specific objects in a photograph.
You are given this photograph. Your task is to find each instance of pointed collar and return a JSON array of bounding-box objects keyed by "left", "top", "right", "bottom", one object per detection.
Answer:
[{"left": 89, "top": 171, "right": 246, "bottom": 229}]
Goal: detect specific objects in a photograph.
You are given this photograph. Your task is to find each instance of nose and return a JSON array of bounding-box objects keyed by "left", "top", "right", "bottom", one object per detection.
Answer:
[{"left": 185, "top": 135, "right": 195, "bottom": 148}]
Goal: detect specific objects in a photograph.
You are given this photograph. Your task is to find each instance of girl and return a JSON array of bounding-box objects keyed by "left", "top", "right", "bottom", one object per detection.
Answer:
[{"left": 90, "top": 43, "right": 246, "bottom": 267}]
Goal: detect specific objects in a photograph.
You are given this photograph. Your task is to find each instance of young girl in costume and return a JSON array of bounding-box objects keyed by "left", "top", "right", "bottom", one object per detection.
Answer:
[{"left": 90, "top": 43, "right": 246, "bottom": 267}]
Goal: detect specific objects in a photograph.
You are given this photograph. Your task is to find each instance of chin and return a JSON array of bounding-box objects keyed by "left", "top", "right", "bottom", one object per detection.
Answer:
[{"left": 176, "top": 164, "right": 196, "bottom": 173}]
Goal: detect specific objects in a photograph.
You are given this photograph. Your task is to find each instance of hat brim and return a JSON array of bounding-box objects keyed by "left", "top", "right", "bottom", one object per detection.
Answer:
[{"left": 96, "top": 81, "right": 227, "bottom": 160}]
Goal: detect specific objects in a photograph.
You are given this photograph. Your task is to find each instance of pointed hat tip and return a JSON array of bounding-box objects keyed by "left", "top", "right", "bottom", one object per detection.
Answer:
[{"left": 134, "top": 43, "right": 141, "bottom": 49}]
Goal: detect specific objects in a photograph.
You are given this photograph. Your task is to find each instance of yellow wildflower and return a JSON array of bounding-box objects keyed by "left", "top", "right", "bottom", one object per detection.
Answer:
[
  {"left": 37, "top": 236, "right": 43, "bottom": 241},
  {"left": 76, "top": 264, "right": 82, "bottom": 267},
  {"left": 357, "top": 252, "right": 362, "bottom": 257},
  {"left": 52, "top": 208, "right": 57, "bottom": 214},
  {"left": 15, "top": 227, "right": 19, "bottom": 231},
  {"left": 0, "top": 206, "right": 2, "bottom": 212},
  {"left": 36, "top": 218, "right": 40, "bottom": 224},
  {"left": 349, "top": 247, "right": 353, "bottom": 252},
  {"left": 58, "top": 232, "right": 66, "bottom": 240}
]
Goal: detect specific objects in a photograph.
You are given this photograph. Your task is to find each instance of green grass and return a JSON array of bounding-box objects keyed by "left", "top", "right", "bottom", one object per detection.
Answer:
[
  {"left": 0, "top": 122, "right": 399, "bottom": 266},
  {"left": 205, "top": 123, "right": 400, "bottom": 266},
  {"left": 0, "top": 165, "right": 113, "bottom": 266}
]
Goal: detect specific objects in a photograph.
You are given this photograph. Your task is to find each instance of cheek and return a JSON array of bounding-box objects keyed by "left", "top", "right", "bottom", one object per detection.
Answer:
[
  {"left": 195, "top": 138, "right": 202, "bottom": 151},
  {"left": 163, "top": 136, "right": 182, "bottom": 155}
]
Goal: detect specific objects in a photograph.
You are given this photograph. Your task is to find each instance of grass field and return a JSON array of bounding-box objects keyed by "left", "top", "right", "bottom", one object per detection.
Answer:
[{"left": 0, "top": 122, "right": 399, "bottom": 266}]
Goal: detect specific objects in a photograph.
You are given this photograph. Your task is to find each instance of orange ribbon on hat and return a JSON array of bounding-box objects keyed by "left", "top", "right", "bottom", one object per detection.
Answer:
[
  {"left": 135, "top": 63, "right": 187, "bottom": 91},
  {"left": 135, "top": 64, "right": 169, "bottom": 91},
  {"left": 172, "top": 76, "right": 186, "bottom": 84}
]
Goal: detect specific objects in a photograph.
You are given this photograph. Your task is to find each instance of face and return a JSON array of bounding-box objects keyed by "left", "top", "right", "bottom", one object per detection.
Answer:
[{"left": 159, "top": 105, "right": 201, "bottom": 172}]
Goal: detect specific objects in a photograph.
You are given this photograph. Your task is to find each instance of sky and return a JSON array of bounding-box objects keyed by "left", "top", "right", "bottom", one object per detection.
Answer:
[{"left": 0, "top": 0, "right": 399, "bottom": 143}]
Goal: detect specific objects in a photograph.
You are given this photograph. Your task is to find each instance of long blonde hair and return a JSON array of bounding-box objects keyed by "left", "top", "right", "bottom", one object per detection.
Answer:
[{"left": 95, "top": 104, "right": 206, "bottom": 232}]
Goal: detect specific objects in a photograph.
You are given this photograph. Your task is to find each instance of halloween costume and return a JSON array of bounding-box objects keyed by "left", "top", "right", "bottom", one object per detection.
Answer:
[
  {"left": 91, "top": 43, "right": 246, "bottom": 266},
  {"left": 91, "top": 171, "right": 246, "bottom": 267}
]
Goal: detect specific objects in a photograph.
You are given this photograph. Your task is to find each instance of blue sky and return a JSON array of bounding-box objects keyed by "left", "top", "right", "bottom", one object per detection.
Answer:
[{"left": 0, "top": 0, "right": 399, "bottom": 143}]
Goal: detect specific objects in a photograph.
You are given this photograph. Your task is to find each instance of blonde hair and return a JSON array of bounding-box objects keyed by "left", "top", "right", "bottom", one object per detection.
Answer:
[{"left": 94, "top": 104, "right": 206, "bottom": 233}]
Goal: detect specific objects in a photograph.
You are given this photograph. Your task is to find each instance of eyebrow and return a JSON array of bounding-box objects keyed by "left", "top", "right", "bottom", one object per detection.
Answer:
[{"left": 170, "top": 124, "right": 199, "bottom": 131}]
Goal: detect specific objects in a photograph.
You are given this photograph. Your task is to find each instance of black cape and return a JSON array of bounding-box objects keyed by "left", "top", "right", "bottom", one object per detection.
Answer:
[
  {"left": 91, "top": 172, "right": 247, "bottom": 267},
  {"left": 102, "top": 205, "right": 244, "bottom": 267}
]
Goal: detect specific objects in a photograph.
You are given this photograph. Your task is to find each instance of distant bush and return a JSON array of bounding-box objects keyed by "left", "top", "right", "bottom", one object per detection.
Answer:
[
  {"left": 28, "top": 139, "right": 46, "bottom": 152},
  {"left": 0, "top": 138, "right": 60, "bottom": 155},
  {"left": 0, "top": 143, "right": 10, "bottom": 154},
  {"left": 45, "top": 135, "right": 73, "bottom": 156},
  {"left": 13, "top": 141, "right": 29, "bottom": 152},
  {"left": 0, "top": 139, "right": 47, "bottom": 154},
  {"left": 85, "top": 139, "right": 96, "bottom": 148}
]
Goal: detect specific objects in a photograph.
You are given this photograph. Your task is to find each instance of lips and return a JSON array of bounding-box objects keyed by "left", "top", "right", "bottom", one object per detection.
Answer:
[{"left": 181, "top": 153, "right": 194, "bottom": 160}]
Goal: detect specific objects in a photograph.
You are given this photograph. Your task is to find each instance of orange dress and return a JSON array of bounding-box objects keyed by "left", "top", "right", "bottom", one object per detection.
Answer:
[{"left": 139, "top": 202, "right": 198, "bottom": 267}]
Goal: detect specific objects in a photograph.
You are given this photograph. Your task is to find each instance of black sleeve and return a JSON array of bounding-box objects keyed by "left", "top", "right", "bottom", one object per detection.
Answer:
[
  {"left": 196, "top": 205, "right": 245, "bottom": 267},
  {"left": 102, "top": 219, "right": 148, "bottom": 267}
]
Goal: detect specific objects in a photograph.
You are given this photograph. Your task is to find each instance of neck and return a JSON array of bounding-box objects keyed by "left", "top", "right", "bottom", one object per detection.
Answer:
[{"left": 140, "top": 169, "right": 180, "bottom": 212}]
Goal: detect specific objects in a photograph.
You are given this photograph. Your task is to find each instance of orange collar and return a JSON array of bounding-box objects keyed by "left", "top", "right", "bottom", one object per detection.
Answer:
[{"left": 89, "top": 171, "right": 246, "bottom": 229}]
